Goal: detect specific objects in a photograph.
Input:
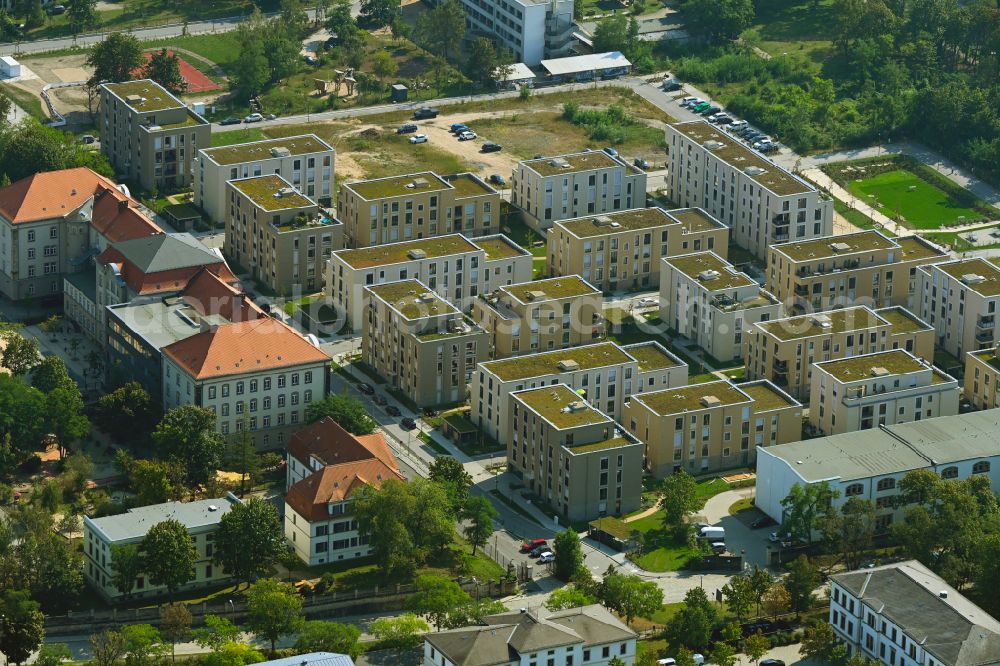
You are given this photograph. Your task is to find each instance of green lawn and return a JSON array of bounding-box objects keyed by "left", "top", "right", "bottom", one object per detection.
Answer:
[
  {"left": 834, "top": 197, "right": 896, "bottom": 234},
  {"left": 845, "top": 169, "right": 984, "bottom": 229},
  {"left": 0, "top": 84, "right": 46, "bottom": 121},
  {"left": 211, "top": 128, "right": 268, "bottom": 147}
]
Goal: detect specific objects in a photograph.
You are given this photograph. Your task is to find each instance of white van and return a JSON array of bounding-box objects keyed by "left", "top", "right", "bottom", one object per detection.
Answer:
[{"left": 698, "top": 526, "right": 725, "bottom": 540}]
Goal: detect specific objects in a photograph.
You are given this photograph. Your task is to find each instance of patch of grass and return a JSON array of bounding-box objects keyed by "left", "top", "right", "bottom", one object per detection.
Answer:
[
  {"left": 845, "top": 169, "right": 983, "bottom": 229},
  {"left": 729, "top": 498, "right": 754, "bottom": 515},
  {"left": 0, "top": 84, "right": 47, "bottom": 121},
  {"left": 211, "top": 128, "right": 267, "bottom": 148},
  {"left": 532, "top": 257, "right": 546, "bottom": 280},
  {"left": 417, "top": 431, "right": 449, "bottom": 455},
  {"left": 833, "top": 197, "right": 892, "bottom": 234},
  {"left": 694, "top": 477, "right": 730, "bottom": 508},
  {"left": 629, "top": 513, "right": 700, "bottom": 572},
  {"left": 140, "top": 29, "right": 246, "bottom": 70}
]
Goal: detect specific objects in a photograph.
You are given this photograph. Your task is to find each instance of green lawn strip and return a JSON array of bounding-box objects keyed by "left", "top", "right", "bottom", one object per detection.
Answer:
[
  {"left": 729, "top": 497, "right": 754, "bottom": 515},
  {"left": 283, "top": 294, "right": 318, "bottom": 316},
  {"left": 141, "top": 31, "right": 244, "bottom": 70},
  {"left": 418, "top": 431, "right": 450, "bottom": 455},
  {"left": 845, "top": 169, "right": 983, "bottom": 229},
  {"left": 1, "top": 84, "right": 47, "bottom": 121},
  {"left": 490, "top": 489, "right": 544, "bottom": 527}
]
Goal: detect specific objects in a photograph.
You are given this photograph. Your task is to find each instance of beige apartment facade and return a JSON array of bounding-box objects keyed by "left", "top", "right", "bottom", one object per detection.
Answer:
[
  {"left": 224, "top": 175, "right": 343, "bottom": 295},
  {"left": 965, "top": 347, "right": 1000, "bottom": 410},
  {"left": 810, "top": 349, "right": 958, "bottom": 436},
  {"left": 99, "top": 79, "right": 210, "bottom": 192},
  {"left": 914, "top": 257, "right": 1000, "bottom": 360},
  {"left": 623, "top": 379, "right": 801, "bottom": 477},
  {"left": 363, "top": 279, "right": 488, "bottom": 408},
  {"left": 511, "top": 151, "right": 647, "bottom": 232},
  {"left": 326, "top": 234, "right": 532, "bottom": 329},
  {"left": 661, "top": 251, "right": 783, "bottom": 362},
  {"left": 509, "top": 384, "right": 643, "bottom": 521},
  {"left": 194, "top": 134, "right": 335, "bottom": 223},
  {"left": 744, "top": 305, "right": 936, "bottom": 401},
  {"left": 339, "top": 172, "right": 500, "bottom": 247},
  {"left": 767, "top": 231, "right": 947, "bottom": 314},
  {"left": 623, "top": 341, "right": 689, "bottom": 394},
  {"left": 547, "top": 207, "right": 729, "bottom": 292},
  {"left": 664, "top": 121, "right": 833, "bottom": 261},
  {"left": 471, "top": 275, "right": 604, "bottom": 358}
]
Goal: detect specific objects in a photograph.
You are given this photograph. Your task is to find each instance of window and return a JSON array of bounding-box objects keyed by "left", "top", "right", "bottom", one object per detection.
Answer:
[
  {"left": 973, "top": 461, "right": 990, "bottom": 474},
  {"left": 845, "top": 483, "right": 864, "bottom": 497},
  {"left": 876, "top": 478, "right": 895, "bottom": 492},
  {"left": 941, "top": 466, "right": 959, "bottom": 479}
]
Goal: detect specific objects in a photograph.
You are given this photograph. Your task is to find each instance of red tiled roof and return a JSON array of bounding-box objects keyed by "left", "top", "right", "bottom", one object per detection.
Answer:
[
  {"left": 0, "top": 168, "right": 121, "bottom": 224},
  {"left": 95, "top": 245, "right": 235, "bottom": 296},
  {"left": 285, "top": 458, "right": 405, "bottom": 522},
  {"left": 287, "top": 417, "right": 397, "bottom": 471},
  {"left": 180, "top": 268, "right": 265, "bottom": 323},
  {"left": 161, "top": 318, "right": 330, "bottom": 379},
  {"left": 91, "top": 188, "right": 163, "bottom": 243}
]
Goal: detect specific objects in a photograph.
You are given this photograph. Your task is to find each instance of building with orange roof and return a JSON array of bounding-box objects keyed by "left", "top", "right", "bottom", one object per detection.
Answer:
[
  {"left": 161, "top": 318, "right": 331, "bottom": 448},
  {"left": 283, "top": 417, "right": 404, "bottom": 565}
]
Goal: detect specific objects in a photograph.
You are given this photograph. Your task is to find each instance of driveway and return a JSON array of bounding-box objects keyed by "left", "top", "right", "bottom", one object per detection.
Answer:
[{"left": 692, "top": 487, "right": 777, "bottom": 569}]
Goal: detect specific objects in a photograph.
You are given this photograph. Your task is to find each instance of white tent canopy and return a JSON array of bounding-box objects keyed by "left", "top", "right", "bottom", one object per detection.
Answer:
[{"left": 540, "top": 51, "right": 631, "bottom": 77}]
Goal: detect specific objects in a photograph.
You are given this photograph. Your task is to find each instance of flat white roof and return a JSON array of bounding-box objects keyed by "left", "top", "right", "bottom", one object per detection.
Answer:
[
  {"left": 541, "top": 51, "right": 631, "bottom": 76},
  {"left": 496, "top": 62, "right": 535, "bottom": 81},
  {"left": 1, "top": 56, "right": 18, "bottom": 66}
]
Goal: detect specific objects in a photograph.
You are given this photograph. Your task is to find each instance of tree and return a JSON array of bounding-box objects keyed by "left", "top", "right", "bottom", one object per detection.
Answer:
[
  {"left": 326, "top": 0, "right": 362, "bottom": 50},
  {"left": 203, "top": 643, "right": 265, "bottom": 666},
  {"left": 609, "top": 659, "right": 628, "bottom": 666},
  {"left": 359, "top": 0, "right": 399, "bottom": 27},
  {"left": 800, "top": 621, "right": 841, "bottom": 663},
  {"left": 407, "top": 574, "right": 473, "bottom": 630},
  {"left": 36, "top": 644, "right": 72, "bottom": 666},
  {"left": 659, "top": 470, "right": 700, "bottom": 525},
  {"left": 721, "top": 574, "right": 755, "bottom": 621},
  {"left": 711, "top": 641, "right": 737, "bottom": 666},
  {"left": 47, "top": 385, "right": 89, "bottom": 459},
  {"left": 0, "top": 331, "right": 40, "bottom": 376},
  {"left": 160, "top": 603, "right": 193, "bottom": 662},
  {"left": 31, "top": 356, "right": 75, "bottom": 394},
  {"left": 745, "top": 632, "right": 770, "bottom": 666},
  {"left": 461, "top": 495, "right": 498, "bottom": 555},
  {"left": 545, "top": 585, "right": 596, "bottom": 611},
  {"left": 95, "top": 382, "right": 159, "bottom": 443},
  {"left": 429, "top": 456, "right": 473, "bottom": 511},
  {"left": 280, "top": 0, "right": 310, "bottom": 34},
  {"left": 140, "top": 519, "right": 196, "bottom": 599},
  {"left": 90, "top": 629, "right": 127, "bottom": 666},
  {"left": 144, "top": 49, "right": 187, "bottom": 94},
  {"left": 683, "top": 0, "right": 755, "bottom": 42},
  {"left": 121, "top": 624, "right": 166, "bottom": 666},
  {"left": 414, "top": 0, "right": 465, "bottom": 58},
  {"left": 664, "top": 587, "right": 718, "bottom": 652},
  {"left": 65, "top": 0, "right": 97, "bottom": 34},
  {"left": 117, "top": 453, "right": 182, "bottom": 505},
  {"left": 836, "top": 497, "right": 877, "bottom": 570},
  {"left": 597, "top": 573, "right": 664, "bottom": 625},
  {"left": 214, "top": 496, "right": 286, "bottom": 587},
  {"left": 111, "top": 543, "right": 144, "bottom": 599},
  {"left": 305, "top": 394, "right": 377, "bottom": 434},
  {"left": 780, "top": 481, "right": 840, "bottom": 545},
  {"left": 86, "top": 32, "right": 144, "bottom": 88},
  {"left": 592, "top": 14, "right": 638, "bottom": 54},
  {"left": 0, "top": 375, "right": 46, "bottom": 475},
  {"left": 369, "top": 613, "right": 429, "bottom": 649},
  {"left": 245, "top": 578, "right": 305, "bottom": 654},
  {"left": 0, "top": 589, "right": 45, "bottom": 665},
  {"left": 153, "top": 405, "right": 226, "bottom": 486},
  {"left": 295, "top": 621, "right": 362, "bottom": 659},
  {"left": 761, "top": 583, "right": 791, "bottom": 620},
  {"left": 0, "top": 119, "right": 111, "bottom": 184},
  {"left": 747, "top": 565, "right": 774, "bottom": 616},
  {"left": 371, "top": 51, "right": 398, "bottom": 88},
  {"left": 192, "top": 615, "right": 241, "bottom": 652},
  {"left": 467, "top": 37, "right": 498, "bottom": 86},
  {"left": 553, "top": 528, "right": 585, "bottom": 582},
  {"left": 231, "top": 21, "right": 270, "bottom": 99},
  {"left": 785, "top": 556, "right": 820, "bottom": 612}
]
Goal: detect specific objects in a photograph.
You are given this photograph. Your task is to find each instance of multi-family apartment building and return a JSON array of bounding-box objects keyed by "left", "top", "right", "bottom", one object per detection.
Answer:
[
  {"left": 914, "top": 257, "right": 1000, "bottom": 360},
  {"left": 664, "top": 121, "right": 833, "bottom": 260},
  {"left": 338, "top": 172, "right": 500, "bottom": 248},
  {"left": 547, "top": 206, "right": 729, "bottom": 292},
  {"left": 83, "top": 494, "right": 241, "bottom": 602},
  {"left": 471, "top": 275, "right": 603, "bottom": 358},
  {"left": 623, "top": 379, "right": 800, "bottom": 476},
  {"left": 0, "top": 167, "right": 162, "bottom": 302},
  {"left": 661, "top": 252, "right": 782, "bottom": 362},
  {"left": 326, "top": 234, "right": 532, "bottom": 329},
  {"left": 511, "top": 151, "right": 647, "bottom": 232},
  {"left": 509, "top": 384, "right": 643, "bottom": 521},
  {"left": 161, "top": 318, "right": 331, "bottom": 449},
  {"left": 99, "top": 79, "right": 210, "bottom": 191},
  {"left": 440, "top": 0, "right": 575, "bottom": 65},
  {"left": 810, "top": 349, "right": 959, "bottom": 436},
  {"left": 744, "top": 305, "right": 936, "bottom": 401},
  {"left": 194, "top": 134, "right": 335, "bottom": 223},
  {"left": 624, "top": 341, "right": 689, "bottom": 394},
  {"left": 964, "top": 346, "right": 1000, "bottom": 410},
  {"left": 224, "top": 175, "right": 343, "bottom": 295},
  {"left": 284, "top": 417, "right": 404, "bottom": 566},
  {"left": 767, "top": 231, "right": 948, "bottom": 313},
  {"left": 828, "top": 560, "right": 1000, "bottom": 666},
  {"left": 363, "top": 280, "right": 488, "bottom": 408}
]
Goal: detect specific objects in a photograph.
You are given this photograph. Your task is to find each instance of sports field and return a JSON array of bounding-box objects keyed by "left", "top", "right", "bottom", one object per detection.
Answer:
[{"left": 846, "top": 169, "right": 982, "bottom": 229}]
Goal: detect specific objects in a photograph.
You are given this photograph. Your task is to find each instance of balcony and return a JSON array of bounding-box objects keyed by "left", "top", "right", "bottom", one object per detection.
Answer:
[
  {"left": 977, "top": 316, "right": 995, "bottom": 330},
  {"left": 773, "top": 359, "right": 788, "bottom": 373},
  {"left": 976, "top": 330, "right": 994, "bottom": 343},
  {"left": 794, "top": 284, "right": 810, "bottom": 297}
]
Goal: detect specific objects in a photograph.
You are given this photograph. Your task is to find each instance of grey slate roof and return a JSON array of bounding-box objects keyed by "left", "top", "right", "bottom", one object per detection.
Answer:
[
  {"left": 833, "top": 561, "right": 1000, "bottom": 666},
  {"left": 113, "top": 232, "right": 221, "bottom": 273},
  {"left": 85, "top": 494, "right": 240, "bottom": 543},
  {"left": 249, "top": 653, "right": 354, "bottom": 666}
]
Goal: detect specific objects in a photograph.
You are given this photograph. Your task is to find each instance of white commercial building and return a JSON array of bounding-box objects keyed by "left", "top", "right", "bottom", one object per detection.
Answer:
[
  {"left": 445, "top": 0, "right": 575, "bottom": 66},
  {"left": 540, "top": 51, "right": 632, "bottom": 80}
]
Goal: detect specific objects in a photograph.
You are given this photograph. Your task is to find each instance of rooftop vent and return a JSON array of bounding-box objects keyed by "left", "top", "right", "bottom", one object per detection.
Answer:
[
  {"left": 566, "top": 400, "right": 588, "bottom": 413},
  {"left": 275, "top": 187, "right": 295, "bottom": 197},
  {"left": 961, "top": 273, "right": 986, "bottom": 285},
  {"left": 810, "top": 314, "right": 832, "bottom": 329},
  {"left": 125, "top": 94, "right": 144, "bottom": 105},
  {"left": 594, "top": 215, "right": 614, "bottom": 227},
  {"left": 270, "top": 147, "right": 291, "bottom": 158},
  {"left": 744, "top": 166, "right": 767, "bottom": 176},
  {"left": 703, "top": 140, "right": 724, "bottom": 151},
  {"left": 408, "top": 248, "right": 428, "bottom": 260},
  {"left": 870, "top": 366, "right": 890, "bottom": 377},
  {"left": 549, "top": 158, "right": 570, "bottom": 168},
  {"left": 525, "top": 290, "right": 547, "bottom": 301},
  {"left": 829, "top": 242, "right": 852, "bottom": 252},
  {"left": 701, "top": 395, "right": 722, "bottom": 408},
  {"left": 698, "top": 269, "right": 721, "bottom": 282},
  {"left": 557, "top": 359, "right": 580, "bottom": 372},
  {"left": 207, "top": 505, "right": 218, "bottom": 512},
  {"left": 418, "top": 292, "right": 436, "bottom": 302},
  {"left": 408, "top": 177, "right": 431, "bottom": 189}
]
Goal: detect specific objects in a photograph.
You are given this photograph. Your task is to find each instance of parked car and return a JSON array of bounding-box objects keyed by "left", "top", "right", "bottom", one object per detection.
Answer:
[
  {"left": 413, "top": 107, "right": 439, "bottom": 119},
  {"left": 520, "top": 538, "right": 547, "bottom": 553},
  {"left": 385, "top": 405, "right": 401, "bottom": 417},
  {"left": 662, "top": 79, "right": 682, "bottom": 92},
  {"left": 244, "top": 113, "right": 264, "bottom": 123},
  {"left": 680, "top": 97, "right": 701, "bottom": 107},
  {"left": 760, "top": 660, "right": 785, "bottom": 666},
  {"left": 529, "top": 544, "right": 548, "bottom": 558},
  {"left": 753, "top": 139, "right": 773, "bottom": 150},
  {"left": 710, "top": 541, "right": 727, "bottom": 554},
  {"left": 219, "top": 116, "right": 242, "bottom": 126},
  {"left": 409, "top": 134, "right": 428, "bottom": 144},
  {"left": 80, "top": 134, "right": 96, "bottom": 145},
  {"left": 633, "top": 157, "right": 652, "bottom": 169},
  {"left": 450, "top": 123, "right": 470, "bottom": 133},
  {"left": 692, "top": 102, "right": 711, "bottom": 113},
  {"left": 396, "top": 123, "right": 418, "bottom": 134},
  {"left": 373, "top": 394, "right": 387, "bottom": 406},
  {"left": 537, "top": 551, "right": 555, "bottom": 563},
  {"left": 303, "top": 54, "right": 318, "bottom": 65},
  {"left": 602, "top": 147, "right": 619, "bottom": 158},
  {"left": 729, "top": 120, "right": 748, "bottom": 131},
  {"left": 750, "top": 516, "right": 774, "bottom": 529},
  {"left": 760, "top": 143, "right": 781, "bottom": 154},
  {"left": 711, "top": 114, "right": 733, "bottom": 125},
  {"left": 266, "top": 113, "right": 277, "bottom": 120},
  {"left": 46, "top": 4, "right": 65, "bottom": 14},
  {"left": 637, "top": 297, "right": 658, "bottom": 307},
  {"left": 699, "top": 105, "right": 721, "bottom": 116},
  {"left": 400, "top": 417, "right": 417, "bottom": 430},
  {"left": 324, "top": 36, "right": 338, "bottom": 49},
  {"left": 488, "top": 174, "right": 506, "bottom": 186},
  {"left": 657, "top": 659, "right": 677, "bottom": 666},
  {"left": 458, "top": 130, "right": 477, "bottom": 141},
  {"left": 356, "top": 382, "right": 375, "bottom": 395},
  {"left": 481, "top": 142, "right": 503, "bottom": 153}
]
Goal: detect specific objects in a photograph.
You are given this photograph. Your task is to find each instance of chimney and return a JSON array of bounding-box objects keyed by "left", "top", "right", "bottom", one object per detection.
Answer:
[{"left": 118, "top": 199, "right": 129, "bottom": 212}]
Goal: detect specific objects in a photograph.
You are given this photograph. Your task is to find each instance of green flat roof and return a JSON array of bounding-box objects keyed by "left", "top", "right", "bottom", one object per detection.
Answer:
[
  {"left": 367, "top": 279, "right": 456, "bottom": 320},
  {"left": 203, "top": 135, "right": 330, "bottom": 165},
  {"left": 104, "top": 79, "right": 183, "bottom": 113},
  {"left": 875, "top": 307, "right": 931, "bottom": 335},
  {"left": 671, "top": 122, "right": 811, "bottom": 196},
  {"left": 338, "top": 235, "right": 479, "bottom": 269},
  {"left": 150, "top": 110, "right": 208, "bottom": 130},
  {"left": 525, "top": 151, "right": 623, "bottom": 177},
  {"left": 346, "top": 172, "right": 451, "bottom": 200},
  {"left": 443, "top": 413, "right": 478, "bottom": 433},
  {"left": 739, "top": 381, "right": 797, "bottom": 411},
  {"left": 476, "top": 236, "right": 527, "bottom": 260},
  {"left": 668, "top": 208, "right": 725, "bottom": 234},
  {"left": 896, "top": 236, "right": 948, "bottom": 262},
  {"left": 757, "top": 307, "right": 885, "bottom": 341},
  {"left": 935, "top": 258, "right": 1000, "bottom": 297},
  {"left": 970, "top": 349, "right": 1000, "bottom": 372},
  {"left": 666, "top": 252, "right": 754, "bottom": 290},
  {"left": 772, "top": 230, "right": 896, "bottom": 263},
  {"left": 502, "top": 276, "right": 598, "bottom": 303},
  {"left": 568, "top": 436, "right": 637, "bottom": 454},
  {"left": 230, "top": 176, "right": 313, "bottom": 211},
  {"left": 815, "top": 350, "right": 927, "bottom": 383},
  {"left": 483, "top": 341, "right": 634, "bottom": 381},
  {"left": 558, "top": 208, "right": 676, "bottom": 238},
  {"left": 624, "top": 342, "right": 682, "bottom": 371},
  {"left": 443, "top": 173, "right": 495, "bottom": 198},
  {"left": 589, "top": 516, "right": 635, "bottom": 540},
  {"left": 634, "top": 380, "right": 749, "bottom": 415},
  {"left": 513, "top": 384, "right": 609, "bottom": 429}
]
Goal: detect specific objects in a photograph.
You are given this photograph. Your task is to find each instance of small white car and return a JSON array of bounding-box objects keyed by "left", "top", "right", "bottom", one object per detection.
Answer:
[
  {"left": 637, "top": 297, "right": 658, "bottom": 307},
  {"left": 243, "top": 113, "right": 264, "bottom": 123},
  {"left": 409, "top": 134, "right": 428, "bottom": 144},
  {"left": 537, "top": 550, "right": 555, "bottom": 563},
  {"left": 458, "top": 130, "right": 477, "bottom": 141}
]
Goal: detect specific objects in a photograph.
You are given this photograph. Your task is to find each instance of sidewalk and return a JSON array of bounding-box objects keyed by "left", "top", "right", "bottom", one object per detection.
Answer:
[{"left": 800, "top": 168, "right": 908, "bottom": 236}]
